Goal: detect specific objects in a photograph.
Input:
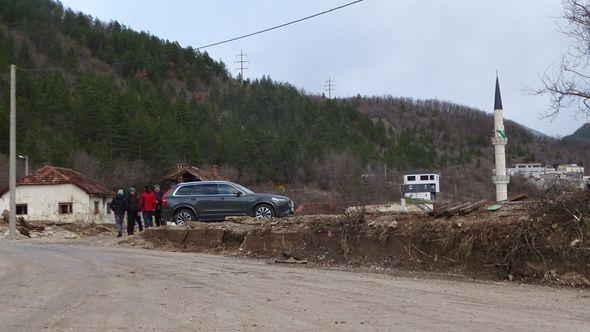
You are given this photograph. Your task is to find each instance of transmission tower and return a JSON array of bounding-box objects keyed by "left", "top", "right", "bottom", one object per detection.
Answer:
[
  {"left": 324, "top": 76, "right": 335, "bottom": 99},
  {"left": 235, "top": 49, "right": 249, "bottom": 82}
]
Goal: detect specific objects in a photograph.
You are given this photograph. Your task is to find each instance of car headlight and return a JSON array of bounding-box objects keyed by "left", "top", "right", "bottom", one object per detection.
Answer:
[{"left": 271, "top": 197, "right": 288, "bottom": 202}]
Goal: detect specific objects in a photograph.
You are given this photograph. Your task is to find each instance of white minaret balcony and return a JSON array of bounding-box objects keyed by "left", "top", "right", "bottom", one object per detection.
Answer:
[
  {"left": 492, "top": 174, "right": 510, "bottom": 184},
  {"left": 491, "top": 137, "right": 507, "bottom": 145}
]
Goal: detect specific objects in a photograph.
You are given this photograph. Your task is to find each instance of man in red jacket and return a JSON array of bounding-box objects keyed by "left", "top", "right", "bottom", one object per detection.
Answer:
[{"left": 139, "top": 186, "right": 157, "bottom": 228}]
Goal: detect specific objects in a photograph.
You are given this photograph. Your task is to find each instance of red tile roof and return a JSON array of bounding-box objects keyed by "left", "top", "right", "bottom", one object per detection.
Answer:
[{"left": 1, "top": 165, "right": 114, "bottom": 196}]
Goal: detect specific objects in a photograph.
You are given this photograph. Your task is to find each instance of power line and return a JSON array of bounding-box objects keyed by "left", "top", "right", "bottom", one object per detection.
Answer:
[
  {"left": 195, "top": 0, "right": 365, "bottom": 50},
  {"left": 234, "top": 49, "right": 249, "bottom": 82},
  {"left": 325, "top": 76, "right": 335, "bottom": 99},
  {"left": 15, "top": 0, "right": 365, "bottom": 72}
]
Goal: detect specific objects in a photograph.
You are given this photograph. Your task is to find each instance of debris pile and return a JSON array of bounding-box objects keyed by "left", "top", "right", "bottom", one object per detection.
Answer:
[
  {"left": 134, "top": 190, "right": 590, "bottom": 287},
  {"left": 0, "top": 216, "right": 114, "bottom": 241}
]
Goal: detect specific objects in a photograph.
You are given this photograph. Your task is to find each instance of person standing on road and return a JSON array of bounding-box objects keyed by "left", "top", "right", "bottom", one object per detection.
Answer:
[
  {"left": 153, "top": 185, "right": 164, "bottom": 227},
  {"left": 139, "top": 186, "right": 156, "bottom": 229},
  {"left": 127, "top": 187, "right": 143, "bottom": 235},
  {"left": 109, "top": 189, "right": 127, "bottom": 237}
]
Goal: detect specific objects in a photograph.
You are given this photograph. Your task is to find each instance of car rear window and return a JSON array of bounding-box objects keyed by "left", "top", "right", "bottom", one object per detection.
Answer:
[{"left": 175, "top": 185, "right": 196, "bottom": 196}]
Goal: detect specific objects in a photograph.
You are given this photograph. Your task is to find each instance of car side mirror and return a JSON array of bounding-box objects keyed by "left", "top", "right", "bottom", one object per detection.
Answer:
[{"left": 235, "top": 191, "right": 242, "bottom": 197}]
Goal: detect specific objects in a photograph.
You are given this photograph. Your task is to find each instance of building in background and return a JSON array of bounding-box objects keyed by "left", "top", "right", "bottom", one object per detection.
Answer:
[
  {"left": 401, "top": 171, "right": 440, "bottom": 201},
  {"left": 556, "top": 164, "right": 585, "bottom": 179},
  {"left": 507, "top": 163, "right": 556, "bottom": 178},
  {"left": 161, "top": 164, "right": 229, "bottom": 190},
  {"left": 0, "top": 165, "right": 114, "bottom": 223}
]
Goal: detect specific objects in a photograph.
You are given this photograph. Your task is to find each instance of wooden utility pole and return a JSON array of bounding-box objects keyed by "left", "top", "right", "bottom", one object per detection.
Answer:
[
  {"left": 9, "top": 64, "right": 16, "bottom": 238},
  {"left": 324, "top": 76, "right": 335, "bottom": 99},
  {"left": 234, "top": 50, "right": 249, "bottom": 82}
]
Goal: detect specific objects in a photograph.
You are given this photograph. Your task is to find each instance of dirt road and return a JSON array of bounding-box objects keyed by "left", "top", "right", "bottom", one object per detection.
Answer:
[{"left": 0, "top": 241, "right": 588, "bottom": 331}]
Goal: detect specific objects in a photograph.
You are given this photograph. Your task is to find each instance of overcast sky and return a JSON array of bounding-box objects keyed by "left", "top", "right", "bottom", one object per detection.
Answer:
[{"left": 59, "top": 0, "right": 589, "bottom": 136}]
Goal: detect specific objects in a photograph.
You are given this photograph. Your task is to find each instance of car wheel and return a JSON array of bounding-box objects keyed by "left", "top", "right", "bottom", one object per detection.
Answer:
[
  {"left": 254, "top": 204, "right": 274, "bottom": 220},
  {"left": 174, "top": 209, "right": 195, "bottom": 225}
]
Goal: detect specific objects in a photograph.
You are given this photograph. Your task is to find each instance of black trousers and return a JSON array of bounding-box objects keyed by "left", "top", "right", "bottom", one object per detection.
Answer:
[
  {"left": 154, "top": 209, "right": 162, "bottom": 226},
  {"left": 127, "top": 212, "right": 143, "bottom": 235}
]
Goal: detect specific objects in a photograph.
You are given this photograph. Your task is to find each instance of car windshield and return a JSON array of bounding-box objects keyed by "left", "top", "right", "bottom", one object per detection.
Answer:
[{"left": 232, "top": 183, "right": 254, "bottom": 194}]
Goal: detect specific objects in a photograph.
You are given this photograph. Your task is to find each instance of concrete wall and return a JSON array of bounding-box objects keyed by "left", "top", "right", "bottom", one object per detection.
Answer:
[
  {"left": 404, "top": 192, "right": 433, "bottom": 200},
  {"left": 0, "top": 184, "right": 114, "bottom": 224}
]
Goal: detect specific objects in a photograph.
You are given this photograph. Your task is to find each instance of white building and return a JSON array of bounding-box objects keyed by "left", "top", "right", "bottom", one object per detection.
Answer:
[
  {"left": 0, "top": 165, "right": 115, "bottom": 224},
  {"left": 401, "top": 172, "right": 440, "bottom": 201},
  {"left": 556, "top": 164, "right": 585, "bottom": 178},
  {"left": 507, "top": 163, "right": 556, "bottom": 178}
]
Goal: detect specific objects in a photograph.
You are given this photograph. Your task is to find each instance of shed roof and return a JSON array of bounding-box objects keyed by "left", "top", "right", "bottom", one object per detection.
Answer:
[
  {"left": 164, "top": 164, "right": 228, "bottom": 182},
  {"left": 0, "top": 165, "right": 114, "bottom": 197}
]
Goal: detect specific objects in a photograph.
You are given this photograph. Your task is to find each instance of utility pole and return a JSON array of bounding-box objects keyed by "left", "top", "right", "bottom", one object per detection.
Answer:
[
  {"left": 324, "top": 76, "right": 335, "bottom": 99},
  {"left": 9, "top": 64, "right": 16, "bottom": 238},
  {"left": 234, "top": 49, "right": 249, "bottom": 82}
]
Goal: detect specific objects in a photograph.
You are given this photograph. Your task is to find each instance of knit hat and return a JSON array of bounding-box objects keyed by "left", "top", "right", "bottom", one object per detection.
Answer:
[
  {"left": 117, "top": 189, "right": 124, "bottom": 195},
  {"left": 129, "top": 187, "right": 136, "bottom": 193}
]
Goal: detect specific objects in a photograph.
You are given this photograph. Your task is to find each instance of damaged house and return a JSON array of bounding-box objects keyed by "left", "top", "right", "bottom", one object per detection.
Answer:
[
  {"left": 161, "top": 164, "right": 228, "bottom": 188},
  {"left": 0, "top": 165, "right": 115, "bottom": 223}
]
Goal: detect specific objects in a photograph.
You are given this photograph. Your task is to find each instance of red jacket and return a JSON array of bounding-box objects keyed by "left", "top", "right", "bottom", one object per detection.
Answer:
[{"left": 139, "top": 191, "right": 157, "bottom": 212}]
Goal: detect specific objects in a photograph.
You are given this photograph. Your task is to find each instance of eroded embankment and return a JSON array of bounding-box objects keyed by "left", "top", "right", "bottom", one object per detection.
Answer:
[{"left": 139, "top": 198, "right": 590, "bottom": 287}]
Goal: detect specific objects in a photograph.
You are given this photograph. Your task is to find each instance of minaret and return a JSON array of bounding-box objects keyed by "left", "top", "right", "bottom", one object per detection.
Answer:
[{"left": 491, "top": 75, "right": 509, "bottom": 201}]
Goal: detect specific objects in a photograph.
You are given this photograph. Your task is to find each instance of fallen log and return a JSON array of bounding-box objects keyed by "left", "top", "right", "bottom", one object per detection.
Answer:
[
  {"left": 432, "top": 202, "right": 465, "bottom": 217},
  {"left": 443, "top": 202, "right": 473, "bottom": 217},
  {"left": 458, "top": 199, "right": 487, "bottom": 216},
  {"left": 508, "top": 193, "right": 528, "bottom": 202}
]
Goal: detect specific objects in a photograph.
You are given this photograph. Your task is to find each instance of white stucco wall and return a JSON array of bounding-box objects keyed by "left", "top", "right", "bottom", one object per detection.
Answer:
[{"left": 0, "top": 184, "right": 114, "bottom": 224}]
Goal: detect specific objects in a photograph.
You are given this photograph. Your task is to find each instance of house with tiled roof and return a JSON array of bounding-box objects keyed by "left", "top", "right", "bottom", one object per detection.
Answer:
[{"left": 0, "top": 165, "right": 115, "bottom": 223}]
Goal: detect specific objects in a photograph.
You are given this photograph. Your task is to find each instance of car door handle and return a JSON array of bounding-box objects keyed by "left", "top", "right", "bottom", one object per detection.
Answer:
[{"left": 218, "top": 197, "right": 225, "bottom": 201}]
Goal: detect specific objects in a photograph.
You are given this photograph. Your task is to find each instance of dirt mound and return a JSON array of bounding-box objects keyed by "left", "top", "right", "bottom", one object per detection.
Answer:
[{"left": 135, "top": 192, "right": 590, "bottom": 287}]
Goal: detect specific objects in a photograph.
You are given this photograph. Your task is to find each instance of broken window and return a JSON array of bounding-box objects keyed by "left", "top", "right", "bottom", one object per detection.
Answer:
[
  {"left": 59, "top": 203, "right": 73, "bottom": 214},
  {"left": 94, "top": 201, "right": 99, "bottom": 215},
  {"left": 16, "top": 204, "right": 27, "bottom": 215}
]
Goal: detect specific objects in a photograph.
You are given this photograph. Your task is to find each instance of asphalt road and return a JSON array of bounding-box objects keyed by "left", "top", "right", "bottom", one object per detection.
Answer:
[{"left": 0, "top": 241, "right": 589, "bottom": 331}]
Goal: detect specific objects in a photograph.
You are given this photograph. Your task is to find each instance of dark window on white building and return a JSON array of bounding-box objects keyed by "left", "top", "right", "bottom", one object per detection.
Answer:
[
  {"left": 16, "top": 204, "right": 27, "bottom": 215},
  {"left": 407, "top": 176, "right": 416, "bottom": 181},
  {"left": 420, "top": 175, "right": 429, "bottom": 181},
  {"left": 429, "top": 175, "right": 434, "bottom": 180},
  {"left": 94, "top": 201, "right": 99, "bottom": 215},
  {"left": 59, "top": 203, "right": 73, "bottom": 214}
]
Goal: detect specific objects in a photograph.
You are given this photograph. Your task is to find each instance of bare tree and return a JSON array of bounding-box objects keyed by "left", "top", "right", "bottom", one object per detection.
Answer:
[{"left": 538, "top": 0, "right": 590, "bottom": 118}]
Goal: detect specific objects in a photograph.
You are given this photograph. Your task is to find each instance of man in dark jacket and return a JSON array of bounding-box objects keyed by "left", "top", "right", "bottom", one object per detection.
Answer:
[
  {"left": 109, "top": 189, "right": 127, "bottom": 237},
  {"left": 126, "top": 187, "right": 143, "bottom": 235},
  {"left": 153, "top": 185, "right": 164, "bottom": 227}
]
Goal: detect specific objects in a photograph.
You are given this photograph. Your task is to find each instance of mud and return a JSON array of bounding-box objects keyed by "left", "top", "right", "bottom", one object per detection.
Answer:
[{"left": 138, "top": 202, "right": 590, "bottom": 287}]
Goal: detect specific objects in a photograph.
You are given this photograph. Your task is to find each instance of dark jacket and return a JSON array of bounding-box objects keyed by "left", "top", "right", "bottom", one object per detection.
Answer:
[
  {"left": 154, "top": 191, "right": 163, "bottom": 211},
  {"left": 127, "top": 195, "right": 140, "bottom": 214},
  {"left": 109, "top": 194, "right": 127, "bottom": 215}
]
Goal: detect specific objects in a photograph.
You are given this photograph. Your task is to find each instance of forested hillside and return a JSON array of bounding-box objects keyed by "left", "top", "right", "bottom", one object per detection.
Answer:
[{"left": 0, "top": 0, "right": 587, "bottom": 201}]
